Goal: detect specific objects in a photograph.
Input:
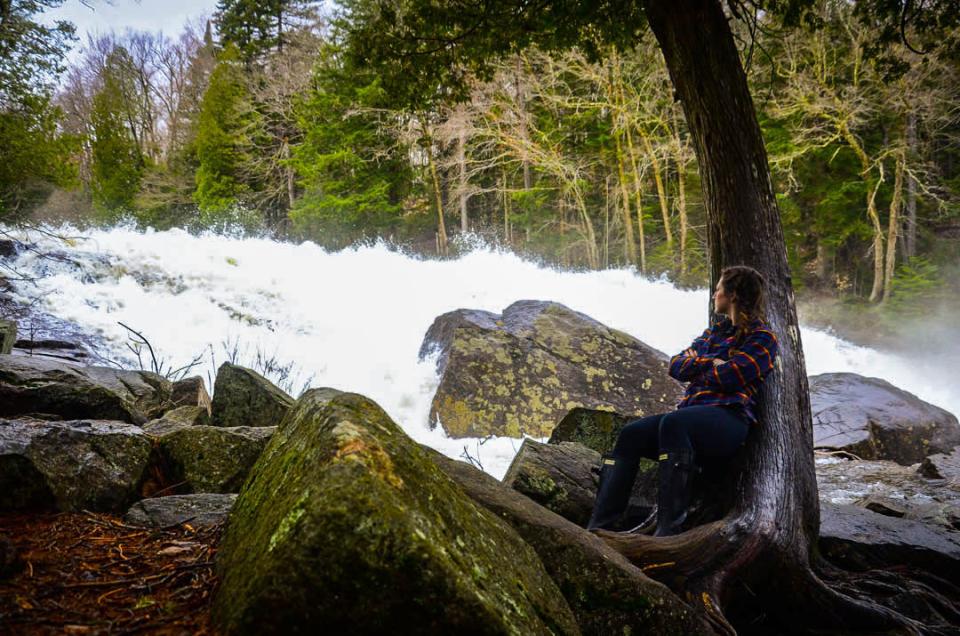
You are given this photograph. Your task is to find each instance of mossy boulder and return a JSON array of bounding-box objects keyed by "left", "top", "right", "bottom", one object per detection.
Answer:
[
  {"left": 0, "top": 356, "right": 173, "bottom": 424},
  {"left": 548, "top": 407, "right": 633, "bottom": 453},
  {"left": 213, "top": 388, "right": 580, "bottom": 635},
  {"left": 142, "top": 405, "right": 210, "bottom": 438},
  {"left": 811, "top": 372, "right": 960, "bottom": 465},
  {"left": 419, "top": 300, "right": 682, "bottom": 438},
  {"left": 503, "top": 439, "right": 658, "bottom": 528},
  {"left": 0, "top": 418, "right": 152, "bottom": 511},
  {"left": 158, "top": 425, "right": 275, "bottom": 493},
  {"left": 210, "top": 363, "right": 293, "bottom": 428},
  {"left": 425, "top": 447, "right": 713, "bottom": 635}
]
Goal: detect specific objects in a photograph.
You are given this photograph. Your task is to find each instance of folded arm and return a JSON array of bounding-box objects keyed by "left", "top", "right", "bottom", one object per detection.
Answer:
[
  {"left": 668, "top": 324, "right": 718, "bottom": 382},
  {"left": 695, "top": 328, "right": 779, "bottom": 392}
]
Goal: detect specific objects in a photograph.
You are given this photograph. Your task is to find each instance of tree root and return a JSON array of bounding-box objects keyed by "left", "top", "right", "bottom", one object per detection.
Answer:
[{"left": 594, "top": 519, "right": 960, "bottom": 635}]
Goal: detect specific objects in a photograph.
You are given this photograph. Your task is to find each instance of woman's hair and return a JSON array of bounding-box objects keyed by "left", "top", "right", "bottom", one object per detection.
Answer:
[{"left": 719, "top": 265, "right": 768, "bottom": 343}]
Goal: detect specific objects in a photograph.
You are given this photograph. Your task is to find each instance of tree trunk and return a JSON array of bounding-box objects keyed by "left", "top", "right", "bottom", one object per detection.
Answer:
[
  {"left": 596, "top": 1, "right": 948, "bottom": 633},
  {"left": 905, "top": 112, "right": 918, "bottom": 259},
  {"left": 459, "top": 129, "right": 469, "bottom": 233},
  {"left": 882, "top": 150, "right": 905, "bottom": 304},
  {"left": 672, "top": 103, "right": 689, "bottom": 277}
]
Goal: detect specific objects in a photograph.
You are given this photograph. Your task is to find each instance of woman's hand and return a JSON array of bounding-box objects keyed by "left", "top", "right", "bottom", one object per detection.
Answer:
[
  {"left": 683, "top": 348, "right": 697, "bottom": 357},
  {"left": 711, "top": 357, "right": 725, "bottom": 367}
]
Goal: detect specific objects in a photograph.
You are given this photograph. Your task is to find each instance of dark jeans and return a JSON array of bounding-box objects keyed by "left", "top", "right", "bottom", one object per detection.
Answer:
[{"left": 612, "top": 405, "right": 749, "bottom": 463}]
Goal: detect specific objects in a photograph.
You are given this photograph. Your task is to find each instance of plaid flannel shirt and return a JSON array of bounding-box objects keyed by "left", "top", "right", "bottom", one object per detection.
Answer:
[{"left": 667, "top": 315, "right": 779, "bottom": 425}]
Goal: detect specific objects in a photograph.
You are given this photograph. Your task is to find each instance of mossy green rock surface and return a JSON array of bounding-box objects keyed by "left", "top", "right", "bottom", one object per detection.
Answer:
[
  {"left": 419, "top": 301, "right": 683, "bottom": 438},
  {"left": 209, "top": 363, "right": 293, "bottom": 428},
  {"left": 548, "top": 408, "right": 633, "bottom": 454},
  {"left": 0, "top": 418, "right": 152, "bottom": 511},
  {"left": 159, "top": 425, "right": 275, "bottom": 493},
  {"left": 0, "top": 356, "right": 172, "bottom": 424},
  {"left": 213, "top": 388, "right": 580, "bottom": 635}
]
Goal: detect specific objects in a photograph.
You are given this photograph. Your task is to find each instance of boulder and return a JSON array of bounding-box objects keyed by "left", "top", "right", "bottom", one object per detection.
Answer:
[
  {"left": 425, "top": 447, "right": 713, "bottom": 635},
  {"left": 548, "top": 407, "right": 634, "bottom": 453},
  {"left": 0, "top": 418, "right": 152, "bottom": 511},
  {"left": 157, "top": 425, "right": 275, "bottom": 493},
  {"left": 819, "top": 502, "right": 960, "bottom": 584},
  {"left": 419, "top": 300, "right": 682, "bottom": 438},
  {"left": 918, "top": 447, "right": 960, "bottom": 484},
  {"left": 125, "top": 493, "right": 237, "bottom": 528},
  {"left": 0, "top": 320, "right": 15, "bottom": 354},
  {"left": 170, "top": 375, "right": 212, "bottom": 413},
  {"left": 213, "top": 388, "right": 579, "bottom": 635},
  {"left": 502, "top": 438, "right": 657, "bottom": 528},
  {"left": 0, "top": 356, "right": 173, "bottom": 424},
  {"left": 817, "top": 456, "right": 960, "bottom": 531},
  {"left": 210, "top": 362, "right": 293, "bottom": 428},
  {"left": 810, "top": 372, "right": 960, "bottom": 465},
  {"left": 142, "top": 405, "right": 210, "bottom": 438},
  {"left": 0, "top": 238, "right": 17, "bottom": 258}
]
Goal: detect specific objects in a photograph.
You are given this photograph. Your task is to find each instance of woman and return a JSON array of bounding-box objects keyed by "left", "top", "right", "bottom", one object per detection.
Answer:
[{"left": 587, "top": 265, "right": 779, "bottom": 536}]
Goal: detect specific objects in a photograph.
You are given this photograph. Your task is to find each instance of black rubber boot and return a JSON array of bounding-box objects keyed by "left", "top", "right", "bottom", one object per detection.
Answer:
[
  {"left": 653, "top": 448, "right": 699, "bottom": 537},
  {"left": 586, "top": 452, "right": 639, "bottom": 531}
]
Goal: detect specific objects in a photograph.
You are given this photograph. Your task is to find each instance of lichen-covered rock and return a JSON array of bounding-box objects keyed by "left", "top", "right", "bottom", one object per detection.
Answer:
[
  {"left": 425, "top": 446, "right": 713, "bottom": 635},
  {"left": 158, "top": 425, "right": 275, "bottom": 493},
  {"left": 125, "top": 493, "right": 236, "bottom": 528},
  {"left": 548, "top": 407, "right": 633, "bottom": 453},
  {"left": 209, "top": 363, "right": 293, "bottom": 428},
  {"left": 502, "top": 439, "right": 657, "bottom": 528},
  {"left": 213, "top": 388, "right": 580, "bottom": 635},
  {"left": 0, "top": 319, "right": 15, "bottom": 354},
  {"left": 0, "top": 418, "right": 152, "bottom": 511},
  {"left": 171, "top": 376, "right": 212, "bottom": 413},
  {"left": 419, "top": 300, "right": 682, "bottom": 438},
  {"left": 0, "top": 356, "right": 173, "bottom": 424},
  {"left": 810, "top": 372, "right": 960, "bottom": 465}
]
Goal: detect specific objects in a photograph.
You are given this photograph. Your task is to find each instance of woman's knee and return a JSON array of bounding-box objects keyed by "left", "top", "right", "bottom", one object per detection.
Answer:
[
  {"left": 613, "top": 414, "right": 661, "bottom": 455},
  {"left": 657, "top": 411, "right": 692, "bottom": 447}
]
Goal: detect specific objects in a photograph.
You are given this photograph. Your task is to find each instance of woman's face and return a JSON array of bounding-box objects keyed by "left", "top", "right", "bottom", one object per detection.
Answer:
[{"left": 714, "top": 278, "right": 735, "bottom": 313}]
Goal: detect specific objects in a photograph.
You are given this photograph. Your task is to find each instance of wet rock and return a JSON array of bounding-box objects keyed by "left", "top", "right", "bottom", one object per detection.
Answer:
[
  {"left": 426, "top": 447, "right": 713, "bottom": 635},
  {"left": 918, "top": 447, "right": 960, "bottom": 483},
  {"left": 209, "top": 362, "right": 293, "bottom": 428},
  {"left": 419, "top": 300, "right": 683, "bottom": 438},
  {"left": 502, "top": 438, "right": 657, "bottom": 528},
  {"left": 548, "top": 407, "right": 634, "bottom": 453},
  {"left": 0, "top": 320, "right": 15, "bottom": 354},
  {"left": 816, "top": 457, "right": 960, "bottom": 531},
  {"left": 125, "top": 493, "right": 236, "bottom": 528},
  {"left": 170, "top": 376, "right": 212, "bottom": 413},
  {"left": 158, "top": 425, "right": 275, "bottom": 493},
  {"left": 810, "top": 372, "right": 960, "bottom": 465},
  {"left": 0, "top": 239, "right": 18, "bottom": 259},
  {"left": 0, "top": 418, "right": 152, "bottom": 512},
  {"left": 0, "top": 356, "right": 173, "bottom": 424},
  {"left": 819, "top": 502, "right": 960, "bottom": 584},
  {"left": 213, "top": 388, "right": 579, "bottom": 635}
]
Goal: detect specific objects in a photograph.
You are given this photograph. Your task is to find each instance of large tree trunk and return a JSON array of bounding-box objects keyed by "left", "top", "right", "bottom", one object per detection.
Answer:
[{"left": 595, "top": 1, "right": 953, "bottom": 633}]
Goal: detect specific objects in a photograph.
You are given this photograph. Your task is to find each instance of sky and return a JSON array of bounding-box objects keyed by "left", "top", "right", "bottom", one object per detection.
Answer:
[{"left": 43, "top": 0, "right": 219, "bottom": 61}]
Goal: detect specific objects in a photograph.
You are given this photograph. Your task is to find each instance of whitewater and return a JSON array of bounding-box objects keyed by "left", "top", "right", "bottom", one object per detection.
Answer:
[{"left": 4, "top": 225, "right": 958, "bottom": 480}]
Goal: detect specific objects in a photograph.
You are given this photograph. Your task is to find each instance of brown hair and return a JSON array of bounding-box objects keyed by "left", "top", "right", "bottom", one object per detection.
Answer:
[{"left": 718, "top": 265, "right": 768, "bottom": 344}]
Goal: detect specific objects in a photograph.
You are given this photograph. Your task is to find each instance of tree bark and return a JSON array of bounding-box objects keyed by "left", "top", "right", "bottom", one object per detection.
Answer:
[
  {"left": 882, "top": 149, "right": 905, "bottom": 304},
  {"left": 596, "top": 1, "right": 942, "bottom": 632}
]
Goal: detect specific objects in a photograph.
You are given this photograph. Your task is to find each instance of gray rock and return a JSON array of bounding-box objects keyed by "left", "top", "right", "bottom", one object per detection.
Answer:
[
  {"left": 209, "top": 362, "right": 293, "bottom": 428},
  {"left": 170, "top": 375, "right": 212, "bottom": 413},
  {"left": 212, "top": 388, "right": 579, "bottom": 635},
  {"left": 810, "top": 372, "right": 960, "bottom": 465},
  {"left": 142, "top": 405, "right": 210, "bottom": 438},
  {"left": 158, "top": 425, "right": 275, "bottom": 493},
  {"left": 918, "top": 447, "right": 960, "bottom": 484},
  {"left": 0, "top": 418, "right": 152, "bottom": 512},
  {"left": 419, "top": 300, "right": 683, "bottom": 438},
  {"left": 125, "top": 493, "right": 237, "bottom": 528},
  {"left": 819, "top": 502, "right": 960, "bottom": 583},
  {"left": 816, "top": 456, "right": 960, "bottom": 531},
  {"left": 0, "top": 356, "right": 173, "bottom": 424},
  {"left": 426, "top": 446, "right": 713, "bottom": 635}
]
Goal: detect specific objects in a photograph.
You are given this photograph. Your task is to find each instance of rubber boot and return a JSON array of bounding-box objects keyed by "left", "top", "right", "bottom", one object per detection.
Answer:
[
  {"left": 586, "top": 452, "right": 639, "bottom": 531},
  {"left": 653, "top": 448, "right": 698, "bottom": 537}
]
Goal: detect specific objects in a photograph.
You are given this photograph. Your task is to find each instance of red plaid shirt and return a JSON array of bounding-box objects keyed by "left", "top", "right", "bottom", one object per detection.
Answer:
[{"left": 667, "top": 315, "right": 779, "bottom": 425}]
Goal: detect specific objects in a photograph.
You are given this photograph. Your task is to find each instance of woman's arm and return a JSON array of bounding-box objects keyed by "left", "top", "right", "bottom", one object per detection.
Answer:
[
  {"left": 667, "top": 325, "right": 717, "bottom": 381},
  {"left": 695, "top": 327, "right": 779, "bottom": 392}
]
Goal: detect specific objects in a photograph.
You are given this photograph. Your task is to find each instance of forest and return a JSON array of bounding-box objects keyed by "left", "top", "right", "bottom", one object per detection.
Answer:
[{"left": 1, "top": 0, "right": 958, "bottom": 333}]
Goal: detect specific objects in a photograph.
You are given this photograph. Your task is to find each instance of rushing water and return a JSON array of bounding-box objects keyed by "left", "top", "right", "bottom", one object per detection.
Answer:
[{"left": 4, "top": 225, "right": 958, "bottom": 479}]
